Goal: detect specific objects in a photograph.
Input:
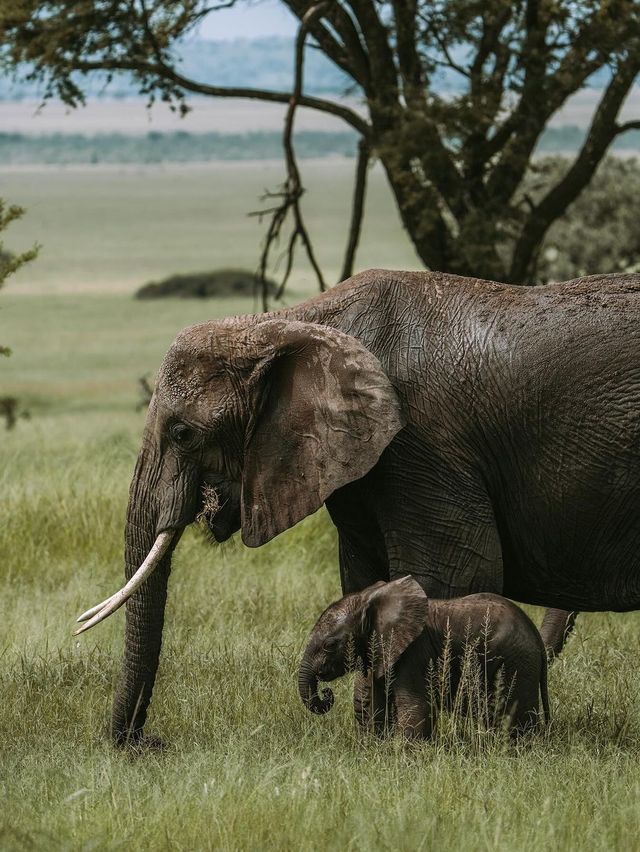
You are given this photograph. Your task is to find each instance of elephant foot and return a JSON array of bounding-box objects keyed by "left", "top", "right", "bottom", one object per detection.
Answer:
[
  {"left": 126, "top": 735, "right": 166, "bottom": 756},
  {"left": 113, "top": 729, "right": 166, "bottom": 753}
]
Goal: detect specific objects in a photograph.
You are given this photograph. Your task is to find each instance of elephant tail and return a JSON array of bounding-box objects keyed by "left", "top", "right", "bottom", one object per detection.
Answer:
[{"left": 540, "top": 651, "right": 551, "bottom": 726}]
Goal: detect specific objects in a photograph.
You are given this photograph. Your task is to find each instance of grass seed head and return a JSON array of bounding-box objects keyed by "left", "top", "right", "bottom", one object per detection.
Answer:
[{"left": 196, "top": 484, "right": 221, "bottom": 525}]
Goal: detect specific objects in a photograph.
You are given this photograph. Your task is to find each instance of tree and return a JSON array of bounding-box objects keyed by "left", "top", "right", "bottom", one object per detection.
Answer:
[
  {"left": 3, "top": 1, "right": 640, "bottom": 295},
  {"left": 0, "top": 200, "right": 38, "bottom": 356},
  {"left": 0, "top": 199, "right": 37, "bottom": 430}
]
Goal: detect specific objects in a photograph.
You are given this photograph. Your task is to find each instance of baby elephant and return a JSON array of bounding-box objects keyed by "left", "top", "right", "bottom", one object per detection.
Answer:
[{"left": 299, "top": 576, "right": 550, "bottom": 739}]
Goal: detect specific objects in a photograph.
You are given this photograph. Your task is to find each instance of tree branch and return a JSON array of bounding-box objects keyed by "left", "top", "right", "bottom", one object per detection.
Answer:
[
  {"left": 324, "top": 1, "right": 372, "bottom": 91},
  {"left": 431, "top": 33, "right": 470, "bottom": 78},
  {"left": 616, "top": 120, "right": 640, "bottom": 135},
  {"left": 509, "top": 56, "right": 640, "bottom": 282},
  {"left": 283, "top": 0, "right": 371, "bottom": 92},
  {"left": 485, "top": 1, "right": 637, "bottom": 177},
  {"left": 392, "top": 0, "right": 426, "bottom": 104},
  {"left": 70, "top": 57, "right": 371, "bottom": 136},
  {"left": 254, "top": 2, "right": 330, "bottom": 308},
  {"left": 460, "top": 7, "right": 513, "bottom": 193},
  {"left": 482, "top": 0, "right": 554, "bottom": 205},
  {"left": 345, "top": 0, "right": 398, "bottom": 103},
  {"left": 340, "top": 138, "right": 370, "bottom": 281}
]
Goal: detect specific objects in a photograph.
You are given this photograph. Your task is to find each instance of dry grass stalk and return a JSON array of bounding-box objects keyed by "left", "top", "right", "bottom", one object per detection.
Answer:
[{"left": 196, "top": 484, "right": 221, "bottom": 525}]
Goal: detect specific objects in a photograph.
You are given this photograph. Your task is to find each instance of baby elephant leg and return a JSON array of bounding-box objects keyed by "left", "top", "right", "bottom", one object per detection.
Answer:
[
  {"left": 394, "top": 687, "right": 433, "bottom": 740},
  {"left": 353, "top": 670, "right": 391, "bottom": 735},
  {"left": 507, "top": 680, "right": 543, "bottom": 737},
  {"left": 391, "top": 657, "right": 435, "bottom": 740}
]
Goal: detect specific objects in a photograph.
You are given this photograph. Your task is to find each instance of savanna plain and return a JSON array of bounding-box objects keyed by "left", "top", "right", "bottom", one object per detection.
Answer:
[{"left": 2, "top": 161, "right": 640, "bottom": 851}]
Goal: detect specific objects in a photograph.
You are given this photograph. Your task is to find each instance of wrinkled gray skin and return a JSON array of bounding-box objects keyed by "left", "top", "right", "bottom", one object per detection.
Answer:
[
  {"left": 539, "top": 608, "right": 578, "bottom": 658},
  {"left": 298, "top": 577, "right": 549, "bottom": 739},
  {"left": 299, "top": 576, "right": 550, "bottom": 738},
  {"left": 113, "top": 269, "right": 640, "bottom": 746}
]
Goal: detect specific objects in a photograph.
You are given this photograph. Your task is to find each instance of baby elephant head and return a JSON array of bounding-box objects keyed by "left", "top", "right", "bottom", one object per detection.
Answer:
[{"left": 298, "top": 576, "right": 428, "bottom": 714}]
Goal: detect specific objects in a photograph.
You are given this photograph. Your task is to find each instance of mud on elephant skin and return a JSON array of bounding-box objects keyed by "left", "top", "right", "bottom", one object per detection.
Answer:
[
  {"left": 299, "top": 576, "right": 550, "bottom": 738},
  {"left": 74, "top": 268, "right": 640, "bottom": 746}
]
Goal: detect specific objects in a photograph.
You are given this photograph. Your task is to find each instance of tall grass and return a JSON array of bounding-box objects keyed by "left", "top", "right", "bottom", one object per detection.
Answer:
[{"left": 3, "top": 295, "right": 640, "bottom": 850}]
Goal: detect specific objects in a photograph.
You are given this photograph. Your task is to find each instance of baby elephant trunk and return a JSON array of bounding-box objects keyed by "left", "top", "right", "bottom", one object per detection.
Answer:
[{"left": 298, "top": 651, "right": 335, "bottom": 715}]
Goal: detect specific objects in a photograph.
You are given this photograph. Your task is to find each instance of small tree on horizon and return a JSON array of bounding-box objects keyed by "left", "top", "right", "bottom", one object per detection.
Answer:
[
  {"left": 2, "top": 1, "right": 640, "bottom": 296},
  {"left": 0, "top": 200, "right": 38, "bottom": 357},
  {"left": 0, "top": 199, "right": 37, "bottom": 430}
]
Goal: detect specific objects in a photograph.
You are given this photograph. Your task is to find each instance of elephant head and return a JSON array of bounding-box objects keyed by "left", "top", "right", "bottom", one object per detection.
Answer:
[
  {"left": 298, "top": 576, "right": 429, "bottom": 714},
  {"left": 75, "top": 317, "right": 404, "bottom": 745}
]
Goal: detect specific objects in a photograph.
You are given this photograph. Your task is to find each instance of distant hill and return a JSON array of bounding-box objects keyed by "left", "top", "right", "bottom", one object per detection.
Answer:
[
  {"left": 0, "top": 124, "right": 638, "bottom": 166},
  {"left": 0, "top": 129, "right": 358, "bottom": 163}
]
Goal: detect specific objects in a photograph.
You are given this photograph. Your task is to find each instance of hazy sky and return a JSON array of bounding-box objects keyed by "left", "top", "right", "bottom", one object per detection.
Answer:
[{"left": 197, "top": 0, "right": 298, "bottom": 40}]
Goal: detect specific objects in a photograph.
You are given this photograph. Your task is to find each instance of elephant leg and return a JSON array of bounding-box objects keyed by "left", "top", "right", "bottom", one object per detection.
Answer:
[
  {"left": 353, "top": 670, "right": 392, "bottom": 735},
  {"left": 327, "top": 483, "right": 389, "bottom": 594},
  {"left": 539, "top": 608, "right": 579, "bottom": 660},
  {"left": 507, "top": 684, "right": 542, "bottom": 738},
  {"left": 394, "top": 687, "right": 433, "bottom": 740},
  {"left": 391, "top": 659, "right": 435, "bottom": 740}
]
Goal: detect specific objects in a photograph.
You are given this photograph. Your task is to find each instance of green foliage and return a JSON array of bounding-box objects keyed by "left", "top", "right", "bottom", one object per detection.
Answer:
[
  {"left": 528, "top": 157, "right": 640, "bottom": 283},
  {"left": 3, "top": 292, "right": 640, "bottom": 850},
  {"left": 0, "top": 395, "right": 30, "bottom": 429},
  {"left": 0, "top": 0, "right": 203, "bottom": 109},
  {"left": 0, "top": 199, "right": 37, "bottom": 355}
]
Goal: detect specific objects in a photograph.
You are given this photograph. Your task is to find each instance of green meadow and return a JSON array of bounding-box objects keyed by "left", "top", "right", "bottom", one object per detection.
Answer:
[
  {"left": 2, "top": 164, "right": 640, "bottom": 851},
  {"left": 1, "top": 160, "right": 420, "bottom": 295}
]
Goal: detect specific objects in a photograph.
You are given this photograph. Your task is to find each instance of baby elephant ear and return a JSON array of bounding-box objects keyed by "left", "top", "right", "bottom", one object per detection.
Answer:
[
  {"left": 241, "top": 319, "right": 404, "bottom": 547},
  {"left": 363, "top": 576, "right": 428, "bottom": 678}
]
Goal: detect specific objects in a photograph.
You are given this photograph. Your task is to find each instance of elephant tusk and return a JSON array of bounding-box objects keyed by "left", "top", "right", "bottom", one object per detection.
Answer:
[
  {"left": 76, "top": 595, "right": 117, "bottom": 623},
  {"left": 73, "top": 531, "right": 174, "bottom": 636}
]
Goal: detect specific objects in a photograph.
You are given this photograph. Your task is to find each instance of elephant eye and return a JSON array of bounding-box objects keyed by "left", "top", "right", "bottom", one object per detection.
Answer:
[{"left": 170, "top": 422, "right": 198, "bottom": 448}]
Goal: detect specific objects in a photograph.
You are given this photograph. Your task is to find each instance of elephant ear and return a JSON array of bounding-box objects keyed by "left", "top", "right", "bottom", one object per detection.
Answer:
[
  {"left": 241, "top": 319, "right": 404, "bottom": 547},
  {"left": 362, "top": 576, "right": 428, "bottom": 678}
]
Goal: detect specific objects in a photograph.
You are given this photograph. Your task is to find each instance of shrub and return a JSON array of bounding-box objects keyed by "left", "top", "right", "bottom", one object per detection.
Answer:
[
  {"left": 135, "top": 269, "right": 277, "bottom": 300},
  {"left": 0, "top": 201, "right": 38, "bottom": 356},
  {"left": 527, "top": 157, "right": 640, "bottom": 283}
]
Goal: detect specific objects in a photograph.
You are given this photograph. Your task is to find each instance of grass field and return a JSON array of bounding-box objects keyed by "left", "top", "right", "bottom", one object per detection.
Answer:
[
  {"left": 3, "top": 167, "right": 640, "bottom": 850},
  {"left": 2, "top": 161, "right": 420, "bottom": 295},
  {"left": 4, "top": 293, "right": 640, "bottom": 851}
]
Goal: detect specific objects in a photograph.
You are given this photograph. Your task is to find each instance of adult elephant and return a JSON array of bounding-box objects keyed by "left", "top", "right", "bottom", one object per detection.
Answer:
[{"left": 76, "top": 269, "right": 638, "bottom": 746}]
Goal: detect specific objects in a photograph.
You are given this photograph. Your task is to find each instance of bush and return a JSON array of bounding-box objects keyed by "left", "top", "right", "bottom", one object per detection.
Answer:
[
  {"left": 527, "top": 157, "right": 640, "bottom": 283},
  {"left": 0, "top": 201, "right": 38, "bottom": 356},
  {"left": 135, "top": 269, "right": 277, "bottom": 300}
]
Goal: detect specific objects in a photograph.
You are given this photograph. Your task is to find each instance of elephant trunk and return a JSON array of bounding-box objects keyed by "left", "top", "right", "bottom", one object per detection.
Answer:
[
  {"left": 298, "top": 651, "right": 335, "bottom": 715},
  {"left": 111, "top": 442, "right": 175, "bottom": 746}
]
